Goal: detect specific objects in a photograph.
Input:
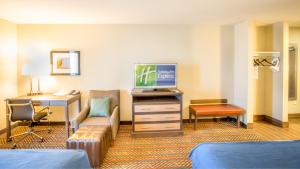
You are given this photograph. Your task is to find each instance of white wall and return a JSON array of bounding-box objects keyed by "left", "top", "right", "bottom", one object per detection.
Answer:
[
  {"left": 233, "top": 21, "right": 255, "bottom": 125},
  {"left": 272, "top": 22, "right": 289, "bottom": 122},
  {"left": 17, "top": 24, "right": 234, "bottom": 122},
  {"left": 0, "top": 19, "right": 18, "bottom": 130},
  {"left": 289, "top": 27, "right": 300, "bottom": 114}
]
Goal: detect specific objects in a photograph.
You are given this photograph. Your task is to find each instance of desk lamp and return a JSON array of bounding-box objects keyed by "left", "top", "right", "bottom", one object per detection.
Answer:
[{"left": 22, "top": 64, "right": 41, "bottom": 96}]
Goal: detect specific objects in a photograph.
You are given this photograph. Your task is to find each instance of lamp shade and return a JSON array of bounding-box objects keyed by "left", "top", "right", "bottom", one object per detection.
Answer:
[{"left": 21, "top": 64, "right": 33, "bottom": 76}]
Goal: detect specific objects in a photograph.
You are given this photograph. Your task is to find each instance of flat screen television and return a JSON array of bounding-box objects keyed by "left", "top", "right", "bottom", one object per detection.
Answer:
[{"left": 134, "top": 63, "right": 177, "bottom": 89}]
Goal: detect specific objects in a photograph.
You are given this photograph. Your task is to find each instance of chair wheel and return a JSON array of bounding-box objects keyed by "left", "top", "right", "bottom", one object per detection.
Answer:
[{"left": 11, "top": 144, "right": 16, "bottom": 149}]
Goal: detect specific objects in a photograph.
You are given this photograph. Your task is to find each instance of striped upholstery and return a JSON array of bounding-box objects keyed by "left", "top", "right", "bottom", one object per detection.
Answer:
[{"left": 66, "top": 125, "right": 112, "bottom": 167}]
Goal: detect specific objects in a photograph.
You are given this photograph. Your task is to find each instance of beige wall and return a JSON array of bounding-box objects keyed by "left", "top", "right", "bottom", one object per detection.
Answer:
[
  {"left": 251, "top": 22, "right": 289, "bottom": 123},
  {"left": 17, "top": 24, "right": 234, "bottom": 121},
  {"left": 289, "top": 27, "right": 300, "bottom": 114},
  {"left": 253, "top": 25, "right": 273, "bottom": 116},
  {"left": 0, "top": 19, "right": 18, "bottom": 130}
]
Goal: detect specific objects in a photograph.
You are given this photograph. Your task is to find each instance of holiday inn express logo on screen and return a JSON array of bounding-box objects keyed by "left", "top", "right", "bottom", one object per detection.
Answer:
[
  {"left": 135, "top": 65, "right": 157, "bottom": 86},
  {"left": 135, "top": 64, "right": 176, "bottom": 87}
]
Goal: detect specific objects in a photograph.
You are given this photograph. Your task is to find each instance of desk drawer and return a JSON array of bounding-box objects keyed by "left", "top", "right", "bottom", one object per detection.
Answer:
[
  {"left": 134, "top": 104, "right": 180, "bottom": 113},
  {"left": 135, "top": 114, "right": 180, "bottom": 122},
  {"left": 32, "top": 100, "right": 50, "bottom": 106},
  {"left": 135, "top": 122, "right": 180, "bottom": 131}
]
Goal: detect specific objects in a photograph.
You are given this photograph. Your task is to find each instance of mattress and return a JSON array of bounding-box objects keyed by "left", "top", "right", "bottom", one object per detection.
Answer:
[
  {"left": 189, "top": 141, "right": 300, "bottom": 169},
  {"left": 0, "top": 149, "right": 91, "bottom": 169}
]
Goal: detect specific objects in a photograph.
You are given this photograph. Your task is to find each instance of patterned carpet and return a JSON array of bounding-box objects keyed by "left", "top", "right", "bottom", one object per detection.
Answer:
[
  {"left": 0, "top": 120, "right": 267, "bottom": 168},
  {"left": 0, "top": 125, "right": 66, "bottom": 149},
  {"left": 102, "top": 121, "right": 263, "bottom": 169}
]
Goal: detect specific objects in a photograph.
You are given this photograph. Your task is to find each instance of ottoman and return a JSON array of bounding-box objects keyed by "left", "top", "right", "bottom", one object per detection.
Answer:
[{"left": 66, "top": 125, "right": 112, "bottom": 167}]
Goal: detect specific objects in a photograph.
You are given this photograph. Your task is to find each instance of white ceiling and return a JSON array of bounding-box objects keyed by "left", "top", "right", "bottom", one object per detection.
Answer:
[{"left": 0, "top": 0, "right": 300, "bottom": 24}]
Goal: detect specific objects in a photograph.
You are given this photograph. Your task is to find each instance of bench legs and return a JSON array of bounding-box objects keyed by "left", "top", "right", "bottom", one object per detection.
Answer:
[
  {"left": 194, "top": 115, "right": 198, "bottom": 130},
  {"left": 237, "top": 115, "right": 240, "bottom": 128},
  {"left": 189, "top": 107, "right": 192, "bottom": 123},
  {"left": 192, "top": 114, "right": 240, "bottom": 130}
]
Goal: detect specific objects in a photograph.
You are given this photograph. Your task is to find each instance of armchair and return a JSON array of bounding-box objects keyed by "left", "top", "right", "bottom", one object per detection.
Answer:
[{"left": 71, "top": 90, "right": 120, "bottom": 140}]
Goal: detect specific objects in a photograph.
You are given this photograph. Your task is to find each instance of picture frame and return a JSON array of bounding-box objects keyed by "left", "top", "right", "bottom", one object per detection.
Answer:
[{"left": 50, "top": 51, "right": 80, "bottom": 76}]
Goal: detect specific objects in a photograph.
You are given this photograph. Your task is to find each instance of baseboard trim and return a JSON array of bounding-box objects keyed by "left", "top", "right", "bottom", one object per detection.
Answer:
[
  {"left": 253, "top": 115, "right": 289, "bottom": 128},
  {"left": 121, "top": 117, "right": 249, "bottom": 128},
  {"left": 264, "top": 115, "right": 289, "bottom": 128},
  {"left": 253, "top": 115, "right": 265, "bottom": 121},
  {"left": 240, "top": 122, "right": 253, "bottom": 129},
  {"left": 18, "top": 121, "right": 66, "bottom": 126},
  {"left": 121, "top": 117, "right": 232, "bottom": 125},
  {"left": 288, "top": 113, "right": 300, "bottom": 118},
  {"left": 1, "top": 118, "right": 251, "bottom": 134}
]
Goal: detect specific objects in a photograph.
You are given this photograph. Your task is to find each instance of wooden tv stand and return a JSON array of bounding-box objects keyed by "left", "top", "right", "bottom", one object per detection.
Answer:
[{"left": 131, "top": 89, "right": 183, "bottom": 137}]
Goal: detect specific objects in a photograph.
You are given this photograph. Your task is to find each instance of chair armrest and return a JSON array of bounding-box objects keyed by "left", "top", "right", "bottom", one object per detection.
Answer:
[
  {"left": 36, "top": 106, "right": 49, "bottom": 113},
  {"left": 71, "top": 107, "right": 90, "bottom": 131},
  {"left": 36, "top": 106, "right": 52, "bottom": 115},
  {"left": 110, "top": 106, "right": 119, "bottom": 140}
]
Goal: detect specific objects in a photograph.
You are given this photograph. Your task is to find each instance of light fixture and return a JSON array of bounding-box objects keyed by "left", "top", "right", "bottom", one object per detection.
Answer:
[{"left": 22, "top": 64, "right": 42, "bottom": 96}]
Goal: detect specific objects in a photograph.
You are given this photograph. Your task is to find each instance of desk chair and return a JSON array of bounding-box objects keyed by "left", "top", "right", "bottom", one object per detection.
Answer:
[{"left": 7, "top": 99, "right": 52, "bottom": 148}]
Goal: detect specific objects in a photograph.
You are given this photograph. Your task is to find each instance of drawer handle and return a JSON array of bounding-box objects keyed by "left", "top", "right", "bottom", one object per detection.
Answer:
[
  {"left": 140, "top": 127, "right": 151, "bottom": 130},
  {"left": 164, "top": 126, "right": 175, "bottom": 129},
  {"left": 140, "top": 108, "right": 151, "bottom": 111},
  {"left": 165, "top": 107, "right": 177, "bottom": 110},
  {"left": 140, "top": 118, "right": 152, "bottom": 120},
  {"left": 165, "top": 117, "right": 176, "bottom": 119}
]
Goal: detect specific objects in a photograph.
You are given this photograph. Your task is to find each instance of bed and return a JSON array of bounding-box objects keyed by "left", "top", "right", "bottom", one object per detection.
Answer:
[
  {"left": 189, "top": 141, "right": 300, "bottom": 169},
  {"left": 0, "top": 149, "right": 91, "bottom": 169}
]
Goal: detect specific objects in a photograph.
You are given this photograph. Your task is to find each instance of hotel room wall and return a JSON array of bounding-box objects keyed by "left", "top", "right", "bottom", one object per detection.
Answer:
[
  {"left": 289, "top": 27, "right": 300, "bottom": 114},
  {"left": 233, "top": 21, "right": 255, "bottom": 125},
  {"left": 272, "top": 22, "right": 289, "bottom": 122},
  {"left": 17, "top": 24, "right": 234, "bottom": 122},
  {"left": 253, "top": 25, "right": 273, "bottom": 116},
  {"left": 252, "top": 23, "right": 289, "bottom": 123},
  {"left": 0, "top": 19, "right": 18, "bottom": 130}
]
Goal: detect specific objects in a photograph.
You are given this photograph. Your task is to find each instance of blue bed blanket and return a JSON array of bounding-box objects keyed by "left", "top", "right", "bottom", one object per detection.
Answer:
[
  {"left": 0, "top": 149, "right": 91, "bottom": 169},
  {"left": 189, "top": 141, "right": 300, "bottom": 169}
]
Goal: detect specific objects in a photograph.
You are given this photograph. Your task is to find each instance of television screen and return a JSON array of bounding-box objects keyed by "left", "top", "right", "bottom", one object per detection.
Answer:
[{"left": 134, "top": 63, "right": 177, "bottom": 88}]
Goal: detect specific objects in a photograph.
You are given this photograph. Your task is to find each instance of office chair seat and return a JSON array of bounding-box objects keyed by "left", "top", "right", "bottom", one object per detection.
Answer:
[{"left": 34, "top": 112, "right": 48, "bottom": 121}]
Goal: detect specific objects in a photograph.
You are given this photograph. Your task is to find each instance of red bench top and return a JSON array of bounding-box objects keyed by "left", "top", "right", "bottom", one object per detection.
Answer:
[{"left": 189, "top": 104, "right": 244, "bottom": 116}]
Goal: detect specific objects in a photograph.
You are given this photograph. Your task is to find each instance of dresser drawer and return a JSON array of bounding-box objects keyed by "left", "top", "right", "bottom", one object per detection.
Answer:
[
  {"left": 134, "top": 104, "right": 180, "bottom": 113},
  {"left": 135, "top": 114, "right": 180, "bottom": 122},
  {"left": 135, "top": 123, "right": 180, "bottom": 131}
]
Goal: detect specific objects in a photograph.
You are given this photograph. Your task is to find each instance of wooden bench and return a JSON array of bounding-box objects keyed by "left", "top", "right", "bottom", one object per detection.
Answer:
[{"left": 189, "top": 99, "right": 245, "bottom": 130}]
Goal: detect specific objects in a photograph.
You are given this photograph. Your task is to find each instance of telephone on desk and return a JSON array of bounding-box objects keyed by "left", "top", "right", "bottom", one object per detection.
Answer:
[{"left": 53, "top": 90, "right": 80, "bottom": 96}]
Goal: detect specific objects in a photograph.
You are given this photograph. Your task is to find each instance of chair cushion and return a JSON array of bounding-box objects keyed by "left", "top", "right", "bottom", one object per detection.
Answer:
[
  {"left": 89, "top": 90, "right": 120, "bottom": 115},
  {"left": 88, "top": 97, "right": 110, "bottom": 117},
  {"left": 79, "top": 117, "right": 110, "bottom": 127},
  {"left": 34, "top": 112, "right": 48, "bottom": 121}
]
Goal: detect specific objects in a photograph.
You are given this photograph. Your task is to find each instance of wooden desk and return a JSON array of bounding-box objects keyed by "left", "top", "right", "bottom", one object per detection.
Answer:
[
  {"left": 189, "top": 104, "right": 244, "bottom": 130},
  {"left": 6, "top": 94, "right": 81, "bottom": 142}
]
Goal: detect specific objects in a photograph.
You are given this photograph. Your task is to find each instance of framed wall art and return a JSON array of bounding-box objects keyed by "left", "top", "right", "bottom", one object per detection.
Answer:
[{"left": 50, "top": 51, "right": 80, "bottom": 75}]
